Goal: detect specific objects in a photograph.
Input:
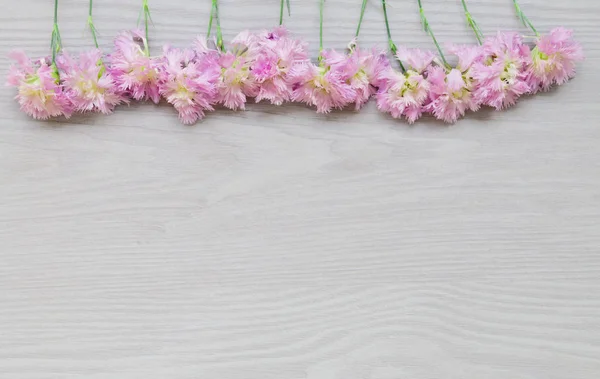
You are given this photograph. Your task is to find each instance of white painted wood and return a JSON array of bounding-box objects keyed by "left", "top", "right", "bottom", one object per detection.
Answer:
[{"left": 1, "top": 0, "right": 600, "bottom": 378}]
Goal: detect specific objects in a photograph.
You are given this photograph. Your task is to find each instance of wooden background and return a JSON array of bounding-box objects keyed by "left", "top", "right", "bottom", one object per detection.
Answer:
[{"left": 1, "top": 0, "right": 600, "bottom": 378}]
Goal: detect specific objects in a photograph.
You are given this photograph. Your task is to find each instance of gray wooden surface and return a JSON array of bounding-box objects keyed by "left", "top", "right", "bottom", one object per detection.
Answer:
[{"left": 1, "top": 0, "right": 600, "bottom": 378}]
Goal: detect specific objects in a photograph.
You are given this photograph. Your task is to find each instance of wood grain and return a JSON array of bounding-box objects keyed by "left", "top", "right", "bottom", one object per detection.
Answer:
[{"left": 1, "top": 0, "right": 600, "bottom": 378}]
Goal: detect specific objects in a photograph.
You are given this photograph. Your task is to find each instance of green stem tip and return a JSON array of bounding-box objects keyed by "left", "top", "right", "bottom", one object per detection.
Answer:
[
  {"left": 417, "top": 0, "right": 448, "bottom": 67},
  {"left": 381, "top": 0, "right": 405, "bottom": 72},
  {"left": 461, "top": 0, "right": 483, "bottom": 44},
  {"left": 88, "top": 0, "right": 99, "bottom": 48},
  {"left": 50, "top": 0, "right": 62, "bottom": 65},
  {"left": 207, "top": 0, "right": 224, "bottom": 51},
  {"left": 279, "top": 0, "right": 291, "bottom": 25},
  {"left": 137, "top": 0, "right": 153, "bottom": 55},
  {"left": 512, "top": 0, "right": 539, "bottom": 36},
  {"left": 319, "top": 0, "right": 324, "bottom": 53},
  {"left": 355, "top": 0, "right": 368, "bottom": 38}
]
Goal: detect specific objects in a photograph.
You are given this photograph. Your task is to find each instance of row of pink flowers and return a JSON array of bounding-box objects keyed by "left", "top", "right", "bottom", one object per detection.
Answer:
[{"left": 7, "top": 26, "right": 583, "bottom": 124}]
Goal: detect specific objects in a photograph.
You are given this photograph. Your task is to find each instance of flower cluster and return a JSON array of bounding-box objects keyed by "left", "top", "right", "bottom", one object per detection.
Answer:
[{"left": 7, "top": 27, "right": 582, "bottom": 124}]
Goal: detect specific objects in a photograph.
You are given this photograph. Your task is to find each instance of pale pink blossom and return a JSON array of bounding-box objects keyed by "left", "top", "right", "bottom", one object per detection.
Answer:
[
  {"left": 290, "top": 50, "right": 356, "bottom": 113},
  {"left": 426, "top": 67, "right": 479, "bottom": 123},
  {"left": 57, "top": 49, "right": 127, "bottom": 114},
  {"left": 376, "top": 48, "right": 434, "bottom": 123},
  {"left": 203, "top": 31, "right": 260, "bottom": 110},
  {"left": 424, "top": 44, "right": 482, "bottom": 123},
  {"left": 252, "top": 27, "right": 309, "bottom": 105},
  {"left": 396, "top": 47, "right": 436, "bottom": 73},
  {"left": 447, "top": 44, "right": 484, "bottom": 73},
  {"left": 216, "top": 52, "right": 257, "bottom": 110},
  {"left": 472, "top": 32, "right": 531, "bottom": 110},
  {"left": 7, "top": 51, "right": 72, "bottom": 119},
  {"left": 335, "top": 45, "right": 390, "bottom": 110},
  {"left": 158, "top": 47, "right": 219, "bottom": 124},
  {"left": 108, "top": 29, "right": 160, "bottom": 103},
  {"left": 528, "top": 27, "right": 584, "bottom": 92},
  {"left": 358, "top": 49, "right": 390, "bottom": 90}
]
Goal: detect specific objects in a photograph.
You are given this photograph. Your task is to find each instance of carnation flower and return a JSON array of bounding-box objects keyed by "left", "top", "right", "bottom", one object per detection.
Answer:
[
  {"left": 289, "top": 50, "right": 356, "bottom": 113},
  {"left": 355, "top": 48, "right": 390, "bottom": 91},
  {"left": 108, "top": 29, "right": 160, "bottom": 103},
  {"left": 201, "top": 31, "right": 260, "bottom": 111},
  {"left": 7, "top": 51, "right": 72, "bottom": 119},
  {"left": 158, "top": 46, "right": 220, "bottom": 124},
  {"left": 376, "top": 48, "right": 434, "bottom": 123},
  {"left": 57, "top": 49, "right": 127, "bottom": 114},
  {"left": 527, "top": 27, "right": 584, "bottom": 92},
  {"left": 426, "top": 67, "right": 478, "bottom": 123},
  {"left": 252, "top": 26, "right": 309, "bottom": 105},
  {"left": 334, "top": 42, "right": 390, "bottom": 110},
  {"left": 472, "top": 32, "right": 531, "bottom": 110},
  {"left": 425, "top": 44, "right": 483, "bottom": 123}
]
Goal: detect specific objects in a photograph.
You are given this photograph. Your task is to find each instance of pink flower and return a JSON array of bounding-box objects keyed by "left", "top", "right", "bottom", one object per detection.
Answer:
[
  {"left": 396, "top": 47, "right": 436, "bottom": 74},
  {"left": 259, "top": 26, "right": 290, "bottom": 43},
  {"left": 199, "top": 31, "right": 260, "bottom": 111},
  {"left": 7, "top": 51, "right": 72, "bottom": 119},
  {"left": 289, "top": 50, "right": 356, "bottom": 113},
  {"left": 158, "top": 47, "right": 219, "bottom": 124},
  {"left": 108, "top": 29, "right": 160, "bottom": 103},
  {"left": 472, "top": 32, "right": 531, "bottom": 110},
  {"left": 252, "top": 27, "right": 309, "bottom": 105},
  {"left": 448, "top": 44, "right": 484, "bottom": 73},
  {"left": 57, "top": 49, "right": 127, "bottom": 114},
  {"left": 528, "top": 27, "right": 584, "bottom": 92},
  {"left": 425, "top": 44, "right": 483, "bottom": 123},
  {"left": 376, "top": 48, "right": 434, "bottom": 123},
  {"left": 216, "top": 52, "right": 257, "bottom": 110},
  {"left": 358, "top": 49, "right": 390, "bottom": 90},
  {"left": 257, "top": 27, "right": 308, "bottom": 65},
  {"left": 336, "top": 44, "right": 390, "bottom": 110},
  {"left": 252, "top": 50, "right": 287, "bottom": 104},
  {"left": 426, "top": 67, "right": 479, "bottom": 123}
]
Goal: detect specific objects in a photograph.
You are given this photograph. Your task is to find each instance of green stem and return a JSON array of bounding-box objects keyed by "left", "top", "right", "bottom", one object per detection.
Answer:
[
  {"left": 355, "top": 0, "right": 367, "bottom": 38},
  {"left": 417, "top": 0, "right": 448, "bottom": 67},
  {"left": 136, "top": 0, "right": 152, "bottom": 55},
  {"left": 50, "top": 0, "right": 61, "bottom": 64},
  {"left": 279, "top": 0, "right": 291, "bottom": 25},
  {"left": 144, "top": 0, "right": 149, "bottom": 54},
  {"left": 381, "top": 0, "right": 405, "bottom": 72},
  {"left": 213, "top": 0, "right": 224, "bottom": 51},
  {"left": 207, "top": 2, "right": 213, "bottom": 37},
  {"left": 207, "top": 0, "right": 223, "bottom": 50},
  {"left": 512, "top": 0, "right": 539, "bottom": 36},
  {"left": 54, "top": 0, "right": 58, "bottom": 27},
  {"left": 319, "top": 0, "right": 324, "bottom": 53},
  {"left": 88, "top": 0, "right": 99, "bottom": 48},
  {"left": 461, "top": 0, "right": 483, "bottom": 44}
]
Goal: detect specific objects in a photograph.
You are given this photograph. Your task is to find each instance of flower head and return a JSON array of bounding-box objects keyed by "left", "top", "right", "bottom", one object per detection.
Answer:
[
  {"left": 472, "top": 32, "right": 531, "bottom": 110},
  {"left": 396, "top": 47, "right": 436, "bottom": 74},
  {"left": 426, "top": 67, "right": 479, "bottom": 123},
  {"left": 375, "top": 48, "right": 434, "bottom": 123},
  {"left": 425, "top": 44, "right": 482, "bottom": 123},
  {"left": 336, "top": 45, "right": 390, "bottom": 110},
  {"left": 7, "top": 51, "right": 72, "bottom": 119},
  {"left": 57, "top": 49, "right": 127, "bottom": 114},
  {"left": 252, "top": 27, "right": 309, "bottom": 105},
  {"left": 448, "top": 44, "right": 484, "bottom": 73},
  {"left": 158, "top": 46, "right": 220, "bottom": 124},
  {"left": 527, "top": 27, "right": 584, "bottom": 92},
  {"left": 201, "top": 31, "right": 260, "bottom": 111},
  {"left": 290, "top": 50, "right": 356, "bottom": 113},
  {"left": 108, "top": 29, "right": 160, "bottom": 103}
]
